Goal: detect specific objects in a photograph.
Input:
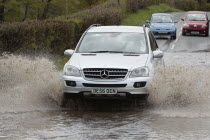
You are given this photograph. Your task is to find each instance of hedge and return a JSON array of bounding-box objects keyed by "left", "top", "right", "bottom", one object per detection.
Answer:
[{"left": 0, "top": 0, "right": 154, "bottom": 55}]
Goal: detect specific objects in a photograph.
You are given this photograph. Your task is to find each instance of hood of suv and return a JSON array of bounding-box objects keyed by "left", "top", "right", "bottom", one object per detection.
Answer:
[{"left": 68, "top": 53, "right": 149, "bottom": 71}]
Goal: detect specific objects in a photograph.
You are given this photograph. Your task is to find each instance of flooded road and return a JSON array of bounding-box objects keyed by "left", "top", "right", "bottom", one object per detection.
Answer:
[
  {"left": 1, "top": 12, "right": 210, "bottom": 140},
  {"left": 2, "top": 107, "right": 210, "bottom": 140}
]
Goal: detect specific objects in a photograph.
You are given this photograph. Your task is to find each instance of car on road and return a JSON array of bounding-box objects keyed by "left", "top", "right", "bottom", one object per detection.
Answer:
[
  {"left": 146, "top": 13, "right": 177, "bottom": 39},
  {"left": 181, "top": 11, "right": 209, "bottom": 36},
  {"left": 62, "top": 25, "right": 164, "bottom": 106}
]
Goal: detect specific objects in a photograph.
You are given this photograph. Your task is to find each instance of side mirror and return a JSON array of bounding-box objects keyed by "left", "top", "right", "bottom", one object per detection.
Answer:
[
  {"left": 64, "top": 49, "right": 74, "bottom": 56},
  {"left": 181, "top": 19, "right": 184, "bottom": 21},
  {"left": 153, "top": 50, "right": 164, "bottom": 58},
  {"left": 146, "top": 20, "right": 150, "bottom": 23}
]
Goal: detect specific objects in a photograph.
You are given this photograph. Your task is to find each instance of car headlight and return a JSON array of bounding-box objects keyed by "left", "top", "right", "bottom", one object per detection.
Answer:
[
  {"left": 202, "top": 24, "right": 207, "bottom": 28},
  {"left": 64, "top": 65, "right": 81, "bottom": 77},
  {"left": 183, "top": 24, "right": 189, "bottom": 27},
  {"left": 130, "top": 67, "right": 149, "bottom": 78}
]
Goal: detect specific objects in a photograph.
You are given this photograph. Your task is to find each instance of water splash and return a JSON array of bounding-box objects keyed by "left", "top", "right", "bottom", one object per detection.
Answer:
[
  {"left": 147, "top": 65, "right": 210, "bottom": 118},
  {"left": 0, "top": 54, "right": 63, "bottom": 112}
]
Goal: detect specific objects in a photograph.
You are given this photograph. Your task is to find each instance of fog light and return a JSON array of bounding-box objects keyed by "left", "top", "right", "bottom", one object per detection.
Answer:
[
  {"left": 133, "top": 82, "right": 147, "bottom": 88},
  {"left": 66, "top": 81, "right": 76, "bottom": 87}
]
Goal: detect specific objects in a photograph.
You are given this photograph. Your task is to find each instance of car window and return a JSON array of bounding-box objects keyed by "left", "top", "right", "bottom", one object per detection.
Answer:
[
  {"left": 151, "top": 15, "right": 173, "bottom": 23},
  {"left": 77, "top": 32, "right": 148, "bottom": 54},
  {"left": 149, "top": 31, "right": 158, "bottom": 51},
  {"left": 186, "top": 14, "right": 207, "bottom": 21}
]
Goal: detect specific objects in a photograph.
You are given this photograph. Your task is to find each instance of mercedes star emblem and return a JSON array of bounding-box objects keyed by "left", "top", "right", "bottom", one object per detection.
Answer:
[{"left": 100, "top": 70, "right": 109, "bottom": 79}]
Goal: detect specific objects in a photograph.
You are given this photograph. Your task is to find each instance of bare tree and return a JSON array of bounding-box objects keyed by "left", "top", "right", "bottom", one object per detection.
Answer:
[
  {"left": 0, "top": 0, "right": 7, "bottom": 22},
  {"left": 66, "top": 0, "right": 68, "bottom": 18},
  {"left": 22, "top": 2, "right": 30, "bottom": 21},
  {"left": 40, "top": 0, "right": 52, "bottom": 20}
]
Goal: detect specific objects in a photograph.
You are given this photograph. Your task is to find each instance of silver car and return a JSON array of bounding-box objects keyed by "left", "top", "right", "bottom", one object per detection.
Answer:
[{"left": 62, "top": 25, "right": 163, "bottom": 104}]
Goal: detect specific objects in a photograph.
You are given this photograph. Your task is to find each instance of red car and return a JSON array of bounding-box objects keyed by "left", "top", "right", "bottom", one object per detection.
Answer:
[{"left": 182, "top": 11, "right": 209, "bottom": 37}]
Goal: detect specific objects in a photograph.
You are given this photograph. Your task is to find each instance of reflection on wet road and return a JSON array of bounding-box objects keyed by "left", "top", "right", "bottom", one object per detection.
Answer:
[{"left": 1, "top": 109, "right": 210, "bottom": 140}]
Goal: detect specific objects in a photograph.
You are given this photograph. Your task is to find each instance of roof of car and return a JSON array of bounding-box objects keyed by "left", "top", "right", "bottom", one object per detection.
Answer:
[
  {"left": 152, "top": 13, "right": 171, "bottom": 16},
  {"left": 87, "top": 26, "right": 145, "bottom": 33},
  {"left": 187, "top": 11, "right": 206, "bottom": 14}
]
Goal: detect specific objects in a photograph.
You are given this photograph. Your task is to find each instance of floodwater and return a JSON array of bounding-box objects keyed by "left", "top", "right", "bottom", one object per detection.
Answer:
[{"left": 1, "top": 54, "right": 210, "bottom": 140}]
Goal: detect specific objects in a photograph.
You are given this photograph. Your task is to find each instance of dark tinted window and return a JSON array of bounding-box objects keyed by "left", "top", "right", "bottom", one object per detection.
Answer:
[{"left": 149, "top": 32, "right": 158, "bottom": 51}]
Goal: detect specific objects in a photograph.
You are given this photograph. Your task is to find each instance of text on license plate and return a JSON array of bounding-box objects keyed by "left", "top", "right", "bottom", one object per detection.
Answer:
[
  {"left": 191, "top": 31, "right": 199, "bottom": 34},
  {"left": 158, "top": 31, "right": 167, "bottom": 34},
  {"left": 92, "top": 89, "right": 118, "bottom": 94}
]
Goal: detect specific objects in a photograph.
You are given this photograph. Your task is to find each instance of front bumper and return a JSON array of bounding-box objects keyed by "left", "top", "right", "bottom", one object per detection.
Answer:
[
  {"left": 63, "top": 76, "right": 152, "bottom": 95},
  {"left": 151, "top": 28, "right": 176, "bottom": 37},
  {"left": 182, "top": 27, "right": 209, "bottom": 34}
]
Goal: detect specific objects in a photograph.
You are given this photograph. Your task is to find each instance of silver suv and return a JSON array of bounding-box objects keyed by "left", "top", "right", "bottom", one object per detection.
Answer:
[{"left": 62, "top": 25, "right": 163, "bottom": 103}]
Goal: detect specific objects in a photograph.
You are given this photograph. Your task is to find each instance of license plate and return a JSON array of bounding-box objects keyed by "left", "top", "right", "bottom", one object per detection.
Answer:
[
  {"left": 91, "top": 89, "right": 118, "bottom": 94},
  {"left": 191, "top": 31, "right": 199, "bottom": 34},
  {"left": 158, "top": 31, "right": 167, "bottom": 34}
]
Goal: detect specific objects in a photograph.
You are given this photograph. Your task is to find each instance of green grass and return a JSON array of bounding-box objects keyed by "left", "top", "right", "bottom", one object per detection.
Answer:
[{"left": 121, "top": 4, "right": 183, "bottom": 26}]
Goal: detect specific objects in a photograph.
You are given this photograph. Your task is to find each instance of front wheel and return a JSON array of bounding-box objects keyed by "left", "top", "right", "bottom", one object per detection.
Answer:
[
  {"left": 171, "top": 36, "right": 176, "bottom": 40},
  {"left": 205, "top": 32, "right": 209, "bottom": 37}
]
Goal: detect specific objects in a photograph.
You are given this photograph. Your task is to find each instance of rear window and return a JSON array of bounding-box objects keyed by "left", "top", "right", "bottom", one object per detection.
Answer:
[
  {"left": 186, "top": 14, "right": 207, "bottom": 21},
  {"left": 77, "top": 32, "right": 148, "bottom": 54}
]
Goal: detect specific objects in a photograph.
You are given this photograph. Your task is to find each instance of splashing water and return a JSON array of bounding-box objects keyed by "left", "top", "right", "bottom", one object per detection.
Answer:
[
  {"left": 0, "top": 54, "right": 63, "bottom": 112},
  {"left": 147, "top": 65, "right": 210, "bottom": 118},
  {"left": 1, "top": 53, "right": 210, "bottom": 118}
]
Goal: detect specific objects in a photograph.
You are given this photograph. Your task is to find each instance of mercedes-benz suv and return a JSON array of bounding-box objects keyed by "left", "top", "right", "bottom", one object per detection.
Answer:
[{"left": 62, "top": 25, "right": 163, "bottom": 105}]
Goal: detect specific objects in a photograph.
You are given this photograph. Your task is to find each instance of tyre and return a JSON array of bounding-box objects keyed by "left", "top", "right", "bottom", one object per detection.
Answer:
[
  {"left": 171, "top": 36, "right": 176, "bottom": 40},
  {"left": 182, "top": 32, "right": 186, "bottom": 36},
  {"left": 205, "top": 32, "right": 209, "bottom": 37}
]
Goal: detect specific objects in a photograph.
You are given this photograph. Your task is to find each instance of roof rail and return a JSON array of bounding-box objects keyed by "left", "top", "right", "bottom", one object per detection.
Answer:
[
  {"left": 85, "top": 24, "right": 101, "bottom": 32},
  {"left": 89, "top": 24, "right": 101, "bottom": 28}
]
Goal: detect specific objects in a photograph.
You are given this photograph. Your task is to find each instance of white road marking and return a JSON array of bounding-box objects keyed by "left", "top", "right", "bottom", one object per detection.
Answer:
[
  {"left": 175, "top": 38, "right": 178, "bottom": 43},
  {"left": 171, "top": 44, "right": 175, "bottom": 50}
]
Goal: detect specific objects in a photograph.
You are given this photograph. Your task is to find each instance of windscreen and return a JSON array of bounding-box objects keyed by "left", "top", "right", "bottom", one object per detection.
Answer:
[
  {"left": 151, "top": 15, "right": 173, "bottom": 23},
  {"left": 186, "top": 14, "right": 207, "bottom": 21},
  {"left": 77, "top": 32, "right": 148, "bottom": 54}
]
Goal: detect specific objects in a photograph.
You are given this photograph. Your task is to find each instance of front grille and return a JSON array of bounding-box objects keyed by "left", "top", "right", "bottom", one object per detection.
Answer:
[
  {"left": 83, "top": 68, "right": 128, "bottom": 80},
  {"left": 155, "top": 32, "right": 171, "bottom": 35},
  {"left": 83, "top": 83, "right": 127, "bottom": 87}
]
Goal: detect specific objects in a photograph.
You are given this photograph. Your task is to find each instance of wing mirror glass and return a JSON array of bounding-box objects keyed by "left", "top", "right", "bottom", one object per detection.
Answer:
[
  {"left": 153, "top": 50, "right": 164, "bottom": 58},
  {"left": 64, "top": 49, "right": 74, "bottom": 56},
  {"left": 181, "top": 19, "right": 184, "bottom": 21},
  {"left": 146, "top": 20, "right": 150, "bottom": 23}
]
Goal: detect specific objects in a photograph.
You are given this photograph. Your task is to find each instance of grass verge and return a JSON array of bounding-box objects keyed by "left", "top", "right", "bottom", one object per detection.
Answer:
[{"left": 121, "top": 4, "right": 183, "bottom": 26}]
